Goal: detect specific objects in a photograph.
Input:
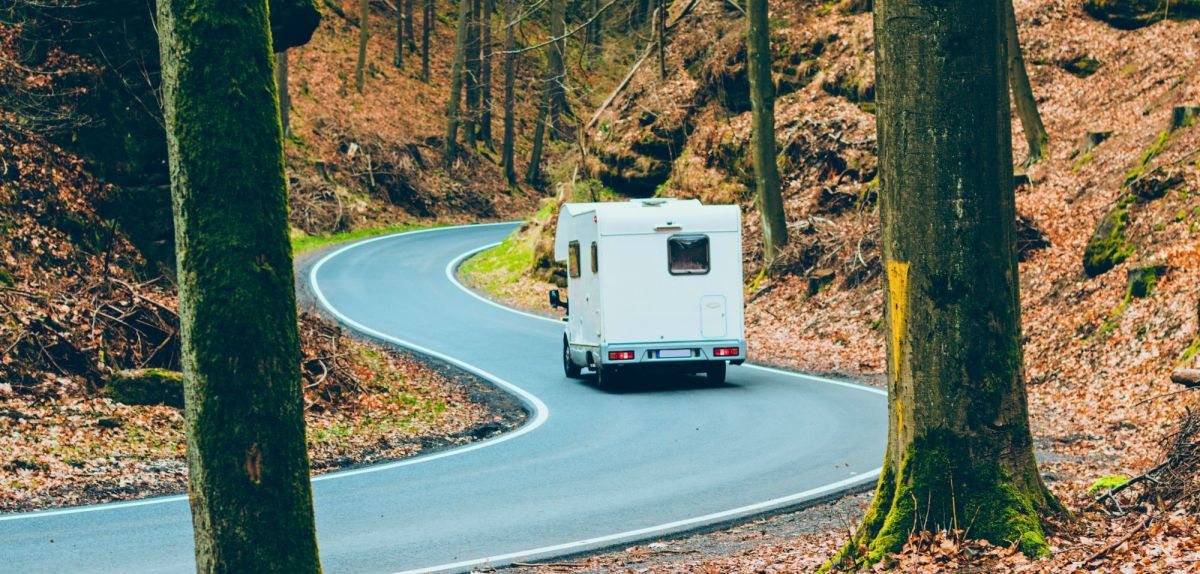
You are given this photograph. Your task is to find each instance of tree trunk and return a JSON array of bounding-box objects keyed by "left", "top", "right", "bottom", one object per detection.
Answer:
[
  {"left": 657, "top": 0, "right": 666, "bottom": 80},
  {"left": 443, "top": 0, "right": 473, "bottom": 168},
  {"left": 526, "top": 92, "right": 548, "bottom": 184},
  {"left": 276, "top": 50, "right": 291, "bottom": 137},
  {"left": 395, "top": 0, "right": 405, "bottom": 67},
  {"left": 547, "top": 0, "right": 567, "bottom": 137},
  {"left": 746, "top": 0, "right": 786, "bottom": 267},
  {"left": 422, "top": 0, "right": 432, "bottom": 81},
  {"left": 1005, "top": 0, "right": 1047, "bottom": 165},
  {"left": 356, "top": 0, "right": 370, "bottom": 92},
  {"left": 824, "top": 0, "right": 1062, "bottom": 569},
  {"left": 502, "top": 0, "right": 518, "bottom": 183},
  {"left": 592, "top": 0, "right": 603, "bottom": 58},
  {"left": 479, "top": 0, "right": 494, "bottom": 147},
  {"left": 464, "top": 0, "right": 481, "bottom": 144},
  {"left": 154, "top": 0, "right": 321, "bottom": 571},
  {"left": 404, "top": 0, "right": 416, "bottom": 46}
]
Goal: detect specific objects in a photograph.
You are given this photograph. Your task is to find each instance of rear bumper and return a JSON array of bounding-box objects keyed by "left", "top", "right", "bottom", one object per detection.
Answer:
[{"left": 597, "top": 339, "right": 746, "bottom": 368}]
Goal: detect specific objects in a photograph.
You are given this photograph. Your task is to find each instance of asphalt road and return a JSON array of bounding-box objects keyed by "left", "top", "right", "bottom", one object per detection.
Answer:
[{"left": 0, "top": 223, "right": 887, "bottom": 574}]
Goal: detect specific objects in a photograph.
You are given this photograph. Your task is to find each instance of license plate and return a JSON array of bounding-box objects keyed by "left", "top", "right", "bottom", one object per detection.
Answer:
[{"left": 656, "top": 349, "right": 692, "bottom": 359}]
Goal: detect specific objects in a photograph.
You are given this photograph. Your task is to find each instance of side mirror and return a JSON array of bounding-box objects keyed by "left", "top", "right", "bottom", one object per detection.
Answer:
[{"left": 549, "top": 289, "right": 567, "bottom": 311}]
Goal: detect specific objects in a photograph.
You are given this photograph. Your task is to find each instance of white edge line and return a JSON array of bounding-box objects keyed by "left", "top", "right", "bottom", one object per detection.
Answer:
[
  {"left": 0, "top": 223, "right": 541, "bottom": 523},
  {"left": 399, "top": 237, "right": 890, "bottom": 574},
  {"left": 390, "top": 468, "right": 882, "bottom": 574},
  {"left": 4, "top": 222, "right": 888, "bottom": 574},
  {"left": 446, "top": 242, "right": 887, "bottom": 399}
]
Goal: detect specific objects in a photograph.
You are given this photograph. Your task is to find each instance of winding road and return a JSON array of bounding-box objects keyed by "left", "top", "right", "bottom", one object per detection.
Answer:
[{"left": 0, "top": 223, "right": 887, "bottom": 574}]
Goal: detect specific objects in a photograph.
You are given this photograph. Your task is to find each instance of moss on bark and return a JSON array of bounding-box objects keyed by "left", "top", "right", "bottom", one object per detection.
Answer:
[
  {"left": 1083, "top": 197, "right": 1134, "bottom": 277},
  {"left": 826, "top": 0, "right": 1063, "bottom": 568},
  {"left": 156, "top": 0, "right": 322, "bottom": 571}
]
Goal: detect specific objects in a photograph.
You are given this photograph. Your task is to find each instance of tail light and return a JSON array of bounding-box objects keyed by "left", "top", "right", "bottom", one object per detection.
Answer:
[
  {"left": 714, "top": 347, "right": 740, "bottom": 357},
  {"left": 608, "top": 350, "right": 635, "bottom": 361}
]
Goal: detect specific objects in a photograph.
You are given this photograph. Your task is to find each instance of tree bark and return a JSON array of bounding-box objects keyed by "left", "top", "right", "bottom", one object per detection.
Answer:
[
  {"left": 443, "top": 0, "right": 473, "bottom": 167},
  {"left": 276, "top": 50, "right": 291, "bottom": 137},
  {"left": 479, "top": 0, "right": 494, "bottom": 147},
  {"left": 395, "top": 0, "right": 405, "bottom": 67},
  {"left": 356, "top": 0, "right": 370, "bottom": 92},
  {"left": 502, "top": 0, "right": 518, "bottom": 184},
  {"left": 1004, "top": 0, "right": 1048, "bottom": 165},
  {"left": 526, "top": 91, "right": 548, "bottom": 184},
  {"left": 404, "top": 0, "right": 416, "bottom": 46},
  {"left": 824, "top": 1, "right": 1061, "bottom": 569},
  {"left": 464, "top": 0, "right": 481, "bottom": 144},
  {"left": 746, "top": 0, "right": 786, "bottom": 267},
  {"left": 656, "top": 0, "right": 666, "bottom": 80},
  {"left": 154, "top": 0, "right": 321, "bottom": 571},
  {"left": 422, "top": 0, "right": 432, "bottom": 81},
  {"left": 547, "top": 0, "right": 567, "bottom": 137}
]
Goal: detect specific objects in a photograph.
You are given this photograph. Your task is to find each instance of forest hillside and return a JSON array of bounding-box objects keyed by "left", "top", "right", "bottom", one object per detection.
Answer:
[{"left": 461, "top": 0, "right": 1200, "bottom": 568}]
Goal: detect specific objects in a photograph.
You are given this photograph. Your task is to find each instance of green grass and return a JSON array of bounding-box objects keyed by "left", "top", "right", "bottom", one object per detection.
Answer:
[
  {"left": 291, "top": 223, "right": 437, "bottom": 255},
  {"left": 458, "top": 200, "right": 558, "bottom": 298}
]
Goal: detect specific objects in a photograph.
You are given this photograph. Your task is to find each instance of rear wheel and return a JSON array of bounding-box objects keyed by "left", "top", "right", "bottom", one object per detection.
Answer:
[
  {"left": 563, "top": 338, "right": 582, "bottom": 378},
  {"left": 706, "top": 362, "right": 727, "bottom": 385}
]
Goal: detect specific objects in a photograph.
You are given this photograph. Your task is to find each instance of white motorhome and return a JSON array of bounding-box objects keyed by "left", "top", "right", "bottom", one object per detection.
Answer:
[{"left": 550, "top": 198, "right": 746, "bottom": 386}]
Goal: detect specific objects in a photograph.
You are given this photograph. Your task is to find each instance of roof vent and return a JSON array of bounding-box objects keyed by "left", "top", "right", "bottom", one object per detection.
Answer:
[{"left": 638, "top": 198, "right": 668, "bottom": 207}]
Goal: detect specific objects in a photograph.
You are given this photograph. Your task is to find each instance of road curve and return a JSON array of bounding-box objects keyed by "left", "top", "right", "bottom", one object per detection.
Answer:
[{"left": 0, "top": 223, "right": 887, "bottom": 574}]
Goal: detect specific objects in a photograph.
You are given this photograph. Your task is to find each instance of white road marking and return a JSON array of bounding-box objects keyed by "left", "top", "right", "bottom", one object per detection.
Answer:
[
  {"left": 0, "top": 223, "right": 542, "bottom": 523},
  {"left": 3, "top": 223, "right": 887, "bottom": 574}
]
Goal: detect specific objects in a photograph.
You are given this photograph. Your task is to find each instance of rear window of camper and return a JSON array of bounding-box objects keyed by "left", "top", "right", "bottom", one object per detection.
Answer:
[
  {"left": 668, "top": 235, "right": 710, "bottom": 275},
  {"left": 568, "top": 241, "right": 581, "bottom": 278},
  {"left": 591, "top": 242, "right": 599, "bottom": 274}
]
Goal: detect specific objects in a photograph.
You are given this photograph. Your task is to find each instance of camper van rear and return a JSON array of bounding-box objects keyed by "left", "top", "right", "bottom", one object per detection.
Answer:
[{"left": 551, "top": 199, "right": 746, "bottom": 386}]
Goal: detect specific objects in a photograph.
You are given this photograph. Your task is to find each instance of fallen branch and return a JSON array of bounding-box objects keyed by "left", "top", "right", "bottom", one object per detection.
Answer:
[
  {"left": 1083, "top": 504, "right": 1154, "bottom": 565},
  {"left": 1171, "top": 369, "right": 1200, "bottom": 388}
]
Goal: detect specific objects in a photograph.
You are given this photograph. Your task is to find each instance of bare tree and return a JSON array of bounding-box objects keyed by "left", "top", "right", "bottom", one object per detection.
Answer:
[
  {"left": 422, "top": 0, "right": 433, "bottom": 81},
  {"left": 501, "top": 0, "right": 518, "bottom": 184},
  {"left": 746, "top": 0, "right": 786, "bottom": 265},
  {"left": 443, "top": 0, "right": 473, "bottom": 167},
  {"left": 478, "top": 0, "right": 494, "bottom": 147},
  {"left": 356, "top": 0, "right": 370, "bottom": 91},
  {"left": 1005, "top": 0, "right": 1048, "bottom": 164}
]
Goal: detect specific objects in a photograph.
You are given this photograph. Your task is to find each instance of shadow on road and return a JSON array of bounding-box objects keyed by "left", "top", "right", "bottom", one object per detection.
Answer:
[{"left": 581, "top": 371, "right": 741, "bottom": 394}]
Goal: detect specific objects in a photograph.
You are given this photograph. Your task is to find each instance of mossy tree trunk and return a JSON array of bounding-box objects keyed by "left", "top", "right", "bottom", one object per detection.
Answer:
[
  {"left": 1005, "top": 0, "right": 1048, "bottom": 165},
  {"left": 276, "top": 49, "right": 291, "bottom": 137},
  {"left": 356, "top": 0, "right": 370, "bottom": 92},
  {"left": 502, "top": 0, "right": 518, "bottom": 184},
  {"left": 746, "top": 0, "right": 787, "bottom": 267},
  {"left": 154, "top": 0, "right": 322, "bottom": 571},
  {"left": 443, "top": 0, "right": 473, "bottom": 167},
  {"left": 479, "top": 0, "right": 494, "bottom": 147},
  {"left": 825, "top": 0, "right": 1062, "bottom": 569}
]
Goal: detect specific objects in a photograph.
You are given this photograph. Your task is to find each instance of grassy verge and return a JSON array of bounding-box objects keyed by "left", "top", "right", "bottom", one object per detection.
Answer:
[
  {"left": 458, "top": 201, "right": 560, "bottom": 312},
  {"left": 290, "top": 223, "right": 438, "bottom": 255}
]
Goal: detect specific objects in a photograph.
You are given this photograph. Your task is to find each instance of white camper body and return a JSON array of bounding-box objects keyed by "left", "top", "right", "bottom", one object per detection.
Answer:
[{"left": 550, "top": 198, "right": 746, "bottom": 384}]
